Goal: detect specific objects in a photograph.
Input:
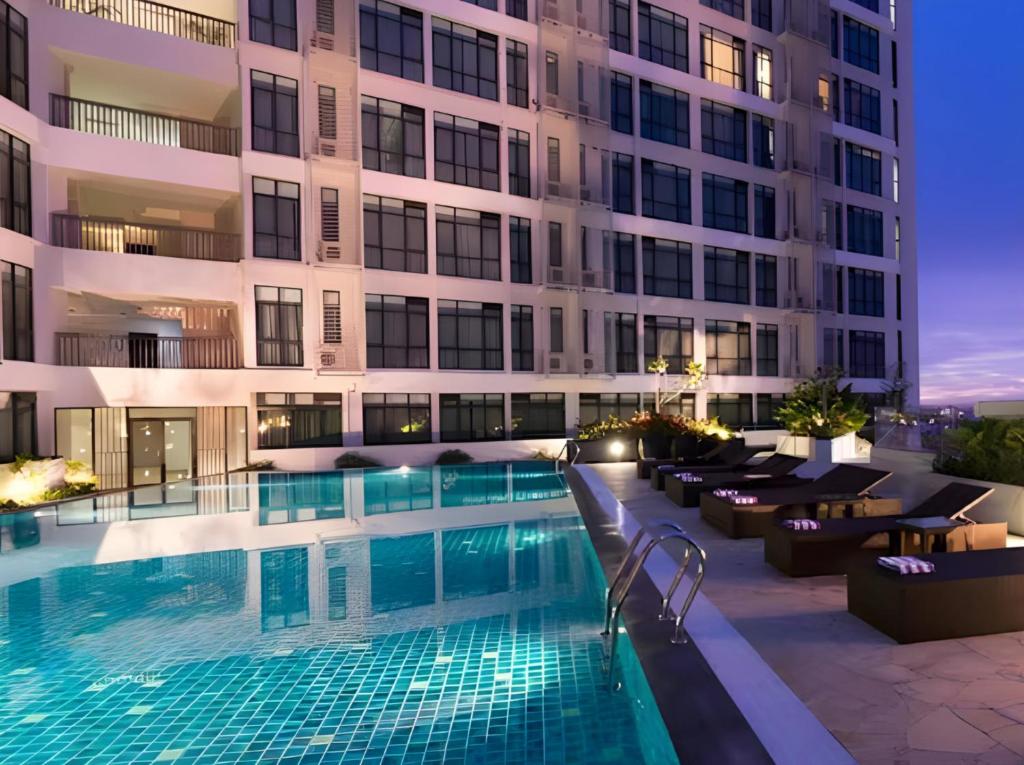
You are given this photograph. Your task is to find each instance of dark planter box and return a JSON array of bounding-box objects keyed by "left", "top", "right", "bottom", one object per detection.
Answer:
[
  {"left": 575, "top": 437, "right": 638, "bottom": 463},
  {"left": 640, "top": 435, "right": 673, "bottom": 459},
  {"left": 671, "top": 434, "right": 700, "bottom": 461}
]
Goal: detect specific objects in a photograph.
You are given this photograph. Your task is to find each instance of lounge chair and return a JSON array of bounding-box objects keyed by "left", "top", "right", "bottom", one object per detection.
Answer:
[
  {"left": 848, "top": 547, "right": 1024, "bottom": 643},
  {"left": 664, "top": 454, "right": 808, "bottom": 508},
  {"left": 698, "top": 465, "right": 893, "bottom": 539},
  {"left": 765, "top": 484, "right": 1000, "bottom": 577},
  {"left": 648, "top": 440, "right": 763, "bottom": 489}
]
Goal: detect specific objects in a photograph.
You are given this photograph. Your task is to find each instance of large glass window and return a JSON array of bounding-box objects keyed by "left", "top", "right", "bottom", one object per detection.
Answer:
[
  {"left": 754, "top": 185, "right": 775, "bottom": 239},
  {"left": 257, "top": 393, "right": 342, "bottom": 449},
  {"left": 753, "top": 45, "right": 773, "bottom": 100},
  {"left": 511, "top": 305, "right": 534, "bottom": 371},
  {"left": 845, "top": 142, "right": 882, "bottom": 196},
  {"left": 751, "top": 114, "right": 774, "bottom": 169},
  {"left": 360, "top": 0, "right": 424, "bottom": 81},
  {"left": 432, "top": 18, "right": 498, "bottom": 100},
  {"left": 844, "top": 79, "right": 881, "bottom": 135},
  {"left": 706, "top": 320, "right": 751, "bottom": 375},
  {"left": 0, "top": 2, "right": 28, "bottom": 109},
  {"left": 0, "top": 392, "right": 33, "bottom": 462},
  {"left": 361, "top": 96, "right": 426, "bottom": 177},
  {"left": 702, "top": 173, "right": 747, "bottom": 233},
  {"left": 638, "top": 3, "right": 688, "bottom": 72},
  {"left": 363, "top": 194, "right": 427, "bottom": 273},
  {"left": 848, "top": 267, "right": 885, "bottom": 317},
  {"left": 510, "top": 216, "right": 532, "bottom": 284},
  {"left": 507, "top": 0, "right": 527, "bottom": 20},
  {"left": 700, "top": 25, "right": 745, "bottom": 91},
  {"left": 250, "top": 0, "right": 297, "bottom": 50},
  {"left": 701, "top": 0, "right": 743, "bottom": 19},
  {"left": 610, "top": 0, "right": 631, "bottom": 53},
  {"left": 755, "top": 254, "right": 777, "bottom": 307},
  {"left": 849, "top": 330, "right": 885, "bottom": 378},
  {"left": 641, "top": 393, "right": 695, "bottom": 419},
  {"left": 707, "top": 393, "right": 753, "bottom": 426},
  {"left": 506, "top": 39, "right": 528, "bottom": 107},
  {"left": 757, "top": 393, "right": 786, "bottom": 428},
  {"left": 613, "top": 233, "right": 636, "bottom": 293},
  {"left": 613, "top": 313, "right": 638, "bottom": 373},
  {"left": 365, "top": 294, "right": 429, "bottom": 368},
  {"left": 511, "top": 393, "right": 565, "bottom": 438},
  {"left": 436, "top": 206, "right": 501, "bottom": 280},
  {"left": 752, "top": 0, "right": 772, "bottom": 31},
  {"left": 251, "top": 71, "right": 298, "bottom": 156},
  {"left": 756, "top": 323, "right": 778, "bottom": 376},
  {"left": 1, "top": 260, "right": 31, "bottom": 361},
  {"left": 0, "top": 129, "right": 30, "bottom": 235},
  {"left": 438, "top": 300, "right": 503, "bottom": 370},
  {"left": 641, "top": 159, "right": 690, "bottom": 223},
  {"left": 843, "top": 16, "right": 879, "bottom": 73},
  {"left": 701, "top": 99, "right": 746, "bottom": 162},
  {"left": 579, "top": 393, "right": 640, "bottom": 426},
  {"left": 643, "top": 237, "right": 691, "bottom": 298},
  {"left": 434, "top": 113, "right": 499, "bottom": 191},
  {"left": 613, "top": 153, "right": 635, "bottom": 214},
  {"left": 644, "top": 315, "right": 693, "bottom": 373},
  {"left": 508, "top": 129, "right": 530, "bottom": 197},
  {"left": 253, "top": 178, "right": 300, "bottom": 261},
  {"left": 256, "top": 286, "right": 303, "bottom": 367},
  {"left": 847, "top": 205, "right": 883, "bottom": 256},
  {"left": 640, "top": 80, "right": 689, "bottom": 147},
  {"left": 440, "top": 394, "right": 504, "bottom": 442},
  {"left": 363, "top": 393, "right": 431, "bottom": 445},
  {"left": 704, "top": 247, "right": 749, "bottom": 304},
  {"left": 611, "top": 72, "right": 633, "bottom": 134}
]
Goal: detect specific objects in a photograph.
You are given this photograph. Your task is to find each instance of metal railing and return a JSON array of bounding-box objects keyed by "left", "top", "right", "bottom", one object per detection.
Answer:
[
  {"left": 49, "top": 0, "right": 236, "bottom": 47},
  {"left": 50, "top": 94, "right": 240, "bottom": 156},
  {"left": 56, "top": 333, "right": 241, "bottom": 369},
  {"left": 51, "top": 213, "right": 241, "bottom": 262}
]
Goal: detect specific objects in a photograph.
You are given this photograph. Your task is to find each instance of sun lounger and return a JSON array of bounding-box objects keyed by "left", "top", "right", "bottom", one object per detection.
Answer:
[
  {"left": 646, "top": 439, "right": 759, "bottom": 487},
  {"left": 698, "top": 465, "right": 893, "bottom": 539},
  {"left": 663, "top": 454, "right": 808, "bottom": 507}
]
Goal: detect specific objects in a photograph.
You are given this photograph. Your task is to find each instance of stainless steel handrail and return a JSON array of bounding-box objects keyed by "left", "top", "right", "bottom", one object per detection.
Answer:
[
  {"left": 553, "top": 439, "right": 580, "bottom": 472},
  {"left": 660, "top": 535, "right": 707, "bottom": 645}
]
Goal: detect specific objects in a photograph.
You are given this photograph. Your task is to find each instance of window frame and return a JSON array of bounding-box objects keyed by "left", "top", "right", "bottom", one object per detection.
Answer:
[
  {"left": 436, "top": 206, "right": 501, "bottom": 281},
  {"left": 253, "top": 177, "right": 300, "bottom": 261},
  {"left": 362, "top": 194, "right": 428, "bottom": 273},
  {"left": 437, "top": 300, "right": 504, "bottom": 370},
  {"left": 640, "top": 79, "right": 689, "bottom": 147},
  {"left": 256, "top": 393, "right": 343, "bottom": 449},
  {"left": 431, "top": 18, "right": 499, "bottom": 101},
  {"left": 251, "top": 70, "right": 299, "bottom": 157},
  {"left": 705, "top": 319, "right": 752, "bottom": 376},
  {"left": 642, "top": 236, "right": 692, "bottom": 299},
  {"left": 638, "top": 2, "right": 688, "bottom": 73},
  {"left": 434, "top": 112, "right": 500, "bottom": 191},
  {"left": 361, "top": 95, "right": 426, "bottom": 177},
  {"left": 1, "top": 259, "right": 32, "bottom": 361},
  {"left": 255, "top": 285, "right": 303, "bottom": 367},
  {"left": 702, "top": 172, "right": 748, "bottom": 234},
  {"left": 641, "top": 158, "right": 691, "bottom": 223},
  {"left": 362, "top": 393, "right": 431, "bottom": 445},
  {"left": 359, "top": 0, "right": 424, "bottom": 82},
  {"left": 704, "top": 246, "right": 750, "bottom": 305},
  {"left": 439, "top": 393, "right": 505, "bottom": 442},
  {"left": 365, "top": 293, "right": 430, "bottom": 369},
  {"left": 249, "top": 0, "right": 297, "bottom": 51}
]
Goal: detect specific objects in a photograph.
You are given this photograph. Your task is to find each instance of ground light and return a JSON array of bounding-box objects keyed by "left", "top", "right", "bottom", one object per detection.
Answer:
[{"left": 608, "top": 440, "right": 625, "bottom": 459}]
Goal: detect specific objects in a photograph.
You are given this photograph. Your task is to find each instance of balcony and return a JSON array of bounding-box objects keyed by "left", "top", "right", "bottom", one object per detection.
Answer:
[
  {"left": 56, "top": 333, "right": 241, "bottom": 369},
  {"left": 52, "top": 213, "right": 241, "bottom": 262},
  {"left": 49, "top": 0, "right": 236, "bottom": 47},
  {"left": 50, "top": 94, "right": 240, "bottom": 156}
]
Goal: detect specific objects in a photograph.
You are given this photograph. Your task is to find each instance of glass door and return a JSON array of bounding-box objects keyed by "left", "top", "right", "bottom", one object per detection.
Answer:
[{"left": 130, "top": 419, "right": 194, "bottom": 487}]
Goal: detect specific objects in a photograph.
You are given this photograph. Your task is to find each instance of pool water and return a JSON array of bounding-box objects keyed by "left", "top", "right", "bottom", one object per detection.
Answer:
[{"left": 0, "top": 463, "right": 678, "bottom": 764}]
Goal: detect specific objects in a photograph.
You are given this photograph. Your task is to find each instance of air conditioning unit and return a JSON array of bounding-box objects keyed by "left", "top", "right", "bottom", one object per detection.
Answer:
[
  {"left": 310, "top": 31, "right": 335, "bottom": 51},
  {"left": 580, "top": 186, "right": 592, "bottom": 202},
  {"left": 548, "top": 266, "right": 567, "bottom": 283},
  {"left": 319, "top": 349, "right": 338, "bottom": 368},
  {"left": 318, "top": 240, "right": 342, "bottom": 260},
  {"left": 548, "top": 354, "right": 562, "bottom": 371},
  {"left": 580, "top": 270, "right": 601, "bottom": 288},
  {"left": 315, "top": 137, "right": 338, "bottom": 157},
  {"left": 583, "top": 356, "right": 595, "bottom": 371},
  {"left": 578, "top": 100, "right": 591, "bottom": 117}
]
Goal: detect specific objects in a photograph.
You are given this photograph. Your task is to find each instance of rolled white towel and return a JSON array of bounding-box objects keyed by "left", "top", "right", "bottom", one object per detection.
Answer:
[{"left": 877, "top": 556, "right": 935, "bottom": 575}]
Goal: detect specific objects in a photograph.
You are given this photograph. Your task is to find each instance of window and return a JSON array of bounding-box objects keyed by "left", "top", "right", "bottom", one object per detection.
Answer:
[
  {"left": 547, "top": 222, "right": 562, "bottom": 267},
  {"left": 701, "top": 0, "right": 743, "bottom": 19},
  {"left": 512, "top": 393, "right": 565, "bottom": 438},
  {"left": 703, "top": 173, "right": 747, "bottom": 233},
  {"left": 891, "top": 39, "right": 898, "bottom": 88},
  {"left": 438, "top": 300, "right": 503, "bottom": 370},
  {"left": 253, "top": 178, "right": 300, "bottom": 261},
  {"left": 257, "top": 393, "right": 342, "bottom": 449},
  {"left": 644, "top": 315, "right": 693, "bottom": 373},
  {"left": 845, "top": 142, "right": 881, "bottom": 196},
  {"left": 756, "top": 393, "right": 786, "bottom": 428},
  {"left": 756, "top": 324, "right": 778, "bottom": 376},
  {"left": 432, "top": 18, "right": 498, "bottom": 100},
  {"left": 510, "top": 216, "right": 532, "bottom": 283},
  {"left": 638, "top": 3, "right": 688, "bottom": 73},
  {"left": 704, "top": 247, "right": 749, "bottom": 304},
  {"left": 640, "top": 80, "right": 689, "bottom": 147},
  {"left": 851, "top": 0, "right": 879, "bottom": 11},
  {"left": 707, "top": 393, "right": 753, "bottom": 427},
  {"left": 506, "top": 39, "right": 528, "bottom": 107},
  {"left": 844, "top": 79, "right": 881, "bottom": 134},
  {"left": 251, "top": 71, "right": 298, "bottom": 157},
  {"left": 440, "top": 394, "right": 504, "bottom": 442},
  {"left": 843, "top": 16, "right": 879, "bottom": 74},
  {"left": 256, "top": 286, "right": 303, "bottom": 367},
  {"left": 320, "top": 188, "right": 339, "bottom": 246},
  {"left": 436, "top": 206, "right": 501, "bottom": 280},
  {"left": 0, "top": 2, "right": 27, "bottom": 109},
  {"left": 547, "top": 137, "right": 561, "bottom": 185},
  {"left": 753, "top": 45, "right": 772, "bottom": 100},
  {"left": 848, "top": 267, "right": 884, "bottom": 317},
  {"left": 705, "top": 320, "right": 751, "bottom": 375},
  {"left": 847, "top": 205, "right": 883, "bottom": 256},
  {"left": 506, "top": 0, "right": 527, "bottom": 20},
  {"left": 754, "top": 185, "right": 775, "bottom": 238},
  {"left": 464, "top": 0, "right": 496, "bottom": 9},
  {"left": 896, "top": 273, "right": 902, "bottom": 320},
  {"left": 322, "top": 290, "right": 342, "bottom": 344},
  {"left": 365, "top": 294, "right": 429, "bottom": 368},
  {"left": 1, "top": 260, "right": 31, "bottom": 360},
  {"left": 611, "top": 72, "right": 633, "bottom": 133},
  {"left": 360, "top": 0, "right": 424, "bottom": 81},
  {"left": 613, "top": 313, "right": 638, "bottom": 372},
  {"left": 752, "top": 0, "right": 772, "bottom": 31},
  {"left": 894, "top": 216, "right": 901, "bottom": 261},
  {"left": 754, "top": 254, "right": 777, "bottom": 307},
  {"left": 549, "top": 307, "right": 563, "bottom": 353},
  {"left": 0, "top": 129, "right": 30, "bottom": 235},
  {"left": 641, "top": 159, "right": 690, "bottom": 223},
  {"left": 579, "top": 393, "right": 640, "bottom": 426},
  {"left": 545, "top": 51, "right": 559, "bottom": 95},
  {"left": 434, "top": 113, "right": 499, "bottom": 191},
  {"left": 511, "top": 305, "right": 534, "bottom": 371},
  {"left": 363, "top": 393, "right": 431, "bottom": 445},
  {"left": 893, "top": 157, "right": 899, "bottom": 203},
  {"left": 610, "top": 0, "right": 631, "bottom": 53},
  {"left": 613, "top": 153, "right": 635, "bottom": 214},
  {"left": 823, "top": 327, "right": 845, "bottom": 372},
  {"left": 250, "top": 0, "right": 296, "bottom": 50},
  {"left": 830, "top": 11, "right": 839, "bottom": 58},
  {"left": 849, "top": 330, "right": 885, "bottom": 378},
  {"left": 643, "top": 237, "right": 691, "bottom": 298},
  {"left": 363, "top": 195, "right": 427, "bottom": 273},
  {"left": 613, "top": 233, "right": 636, "bottom": 293},
  {"left": 642, "top": 393, "right": 695, "bottom": 419},
  {"left": 700, "top": 26, "right": 745, "bottom": 91},
  {"left": 0, "top": 392, "right": 33, "bottom": 462},
  {"left": 508, "top": 129, "right": 530, "bottom": 197},
  {"left": 701, "top": 99, "right": 746, "bottom": 162},
  {"left": 361, "top": 96, "right": 426, "bottom": 177}
]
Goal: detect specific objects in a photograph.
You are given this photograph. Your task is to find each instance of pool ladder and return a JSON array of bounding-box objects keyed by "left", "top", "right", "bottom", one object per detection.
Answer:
[
  {"left": 601, "top": 522, "right": 707, "bottom": 690},
  {"left": 553, "top": 440, "right": 580, "bottom": 472}
]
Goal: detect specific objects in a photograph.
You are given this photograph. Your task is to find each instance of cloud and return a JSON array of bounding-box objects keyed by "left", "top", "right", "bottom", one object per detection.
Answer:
[{"left": 919, "top": 325, "right": 1024, "bottom": 405}]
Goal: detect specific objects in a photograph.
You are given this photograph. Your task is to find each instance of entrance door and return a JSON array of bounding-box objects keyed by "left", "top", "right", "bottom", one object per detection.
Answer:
[{"left": 130, "top": 419, "right": 194, "bottom": 487}]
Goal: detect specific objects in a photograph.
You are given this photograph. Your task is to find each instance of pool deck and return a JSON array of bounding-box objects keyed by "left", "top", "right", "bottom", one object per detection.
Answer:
[{"left": 591, "top": 461, "right": 1024, "bottom": 765}]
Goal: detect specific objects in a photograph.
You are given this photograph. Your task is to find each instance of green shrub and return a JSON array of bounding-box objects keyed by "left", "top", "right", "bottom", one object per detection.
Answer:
[
  {"left": 231, "top": 460, "right": 276, "bottom": 472},
  {"left": 775, "top": 370, "right": 869, "bottom": 438},
  {"left": 334, "top": 452, "right": 382, "bottom": 469},
  {"left": 934, "top": 418, "right": 1024, "bottom": 486},
  {"left": 436, "top": 449, "right": 473, "bottom": 465}
]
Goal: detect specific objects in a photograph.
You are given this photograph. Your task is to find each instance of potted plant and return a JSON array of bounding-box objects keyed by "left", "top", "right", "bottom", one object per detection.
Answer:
[
  {"left": 626, "top": 411, "right": 685, "bottom": 459},
  {"left": 574, "top": 415, "right": 637, "bottom": 463},
  {"left": 774, "top": 370, "right": 870, "bottom": 466},
  {"left": 676, "top": 417, "right": 737, "bottom": 459}
]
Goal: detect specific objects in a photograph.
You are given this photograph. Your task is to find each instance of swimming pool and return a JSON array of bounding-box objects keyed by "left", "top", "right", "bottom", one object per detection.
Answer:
[{"left": 0, "top": 463, "right": 678, "bottom": 764}]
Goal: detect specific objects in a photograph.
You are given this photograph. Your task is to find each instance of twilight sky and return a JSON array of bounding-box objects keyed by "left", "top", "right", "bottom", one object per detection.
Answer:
[{"left": 913, "top": 1, "right": 1024, "bottom": 405}]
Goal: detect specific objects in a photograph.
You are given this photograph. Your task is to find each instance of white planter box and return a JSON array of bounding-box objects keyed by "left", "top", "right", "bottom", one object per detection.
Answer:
[{"left": 776, "top": 433, "right": 870, "bottom": 477}]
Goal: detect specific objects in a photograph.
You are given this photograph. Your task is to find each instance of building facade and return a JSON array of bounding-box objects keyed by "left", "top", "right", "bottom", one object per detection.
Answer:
[{"left": 0, "top": 0, "right": 917, "bottom": 486}]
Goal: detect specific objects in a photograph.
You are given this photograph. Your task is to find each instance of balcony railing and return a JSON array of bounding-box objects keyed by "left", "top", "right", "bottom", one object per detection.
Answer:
[
  {"left": 56, "top": 333, "right": 241, "bottom": 369},
  {"left": 49, "top": 0, "right": 236, "bottom": 47},
  {"left": 51, "top": 213, "right": 241, "bottom": 262},
  {"left": 50, "top": 94, "right": 240, "bottom": 156}
]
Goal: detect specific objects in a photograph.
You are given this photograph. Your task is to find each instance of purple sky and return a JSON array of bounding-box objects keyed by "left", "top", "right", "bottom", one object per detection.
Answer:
[{"left": 913, "top": 1, "right": 1024, "bottom": 405}]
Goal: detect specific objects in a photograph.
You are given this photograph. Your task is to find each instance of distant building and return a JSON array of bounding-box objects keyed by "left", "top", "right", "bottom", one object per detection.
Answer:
[{"left": 975, "top": 402, "right": 1024, "bottom": 419}]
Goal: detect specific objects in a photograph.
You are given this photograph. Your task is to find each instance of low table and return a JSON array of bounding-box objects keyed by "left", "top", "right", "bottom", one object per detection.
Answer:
[{"left": 892, "top": 516, "right": 964, "bottom": 555}]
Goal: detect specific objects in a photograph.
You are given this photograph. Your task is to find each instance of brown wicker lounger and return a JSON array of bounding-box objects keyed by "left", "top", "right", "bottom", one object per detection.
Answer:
[
  {"left": 765, "top": 483, "right": 998, "bottom": 577},
  {"left": 698, "top": 465, "right": 893, "bottom": 539},
  {"left": 647, "top": 440, "right": 762, "bottom": 489},
  {"left": 664, "top": 454, "right": 808, "bottom": 507}
]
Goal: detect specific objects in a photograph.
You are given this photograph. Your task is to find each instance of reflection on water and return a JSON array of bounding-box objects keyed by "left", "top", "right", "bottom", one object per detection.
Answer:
[{"left": 258, "top": 472, "right": 344, "bottom": 525}]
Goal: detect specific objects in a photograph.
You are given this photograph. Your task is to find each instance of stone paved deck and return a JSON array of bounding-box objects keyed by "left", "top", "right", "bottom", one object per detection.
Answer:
[{"left": 592, "top": 462, "right": 1024, "bottom": 765}]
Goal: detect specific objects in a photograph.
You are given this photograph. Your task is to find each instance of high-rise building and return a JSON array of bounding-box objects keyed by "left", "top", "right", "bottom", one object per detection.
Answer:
[{"left": 0, "top": 0, "right": 915, "bottom": 487}]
